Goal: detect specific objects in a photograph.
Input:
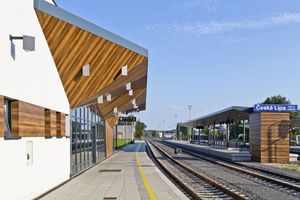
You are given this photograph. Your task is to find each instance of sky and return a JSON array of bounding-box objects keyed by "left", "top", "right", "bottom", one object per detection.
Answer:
[{"left": 57, "top": 0, "right": 300, "bottom": 130}]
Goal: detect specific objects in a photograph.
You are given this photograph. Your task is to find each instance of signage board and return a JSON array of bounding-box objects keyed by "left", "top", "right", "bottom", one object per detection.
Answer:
[
  {"left": 119, "top": 116, "right": 136, "bottom": 122},
  {"left": 253, "top": 104, "right": 298, "bottom": 113}
]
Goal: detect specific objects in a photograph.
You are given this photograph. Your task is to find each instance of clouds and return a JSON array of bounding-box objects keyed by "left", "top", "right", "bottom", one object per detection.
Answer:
[
  {"left": 168, "top": 12, "right": 300, "bottom": 35},
  {"left": 183, "top": 0, "right": 218, "bottom": 11},
  {"left": 146, "top": 12, "right": 300, "bottom": 36}
]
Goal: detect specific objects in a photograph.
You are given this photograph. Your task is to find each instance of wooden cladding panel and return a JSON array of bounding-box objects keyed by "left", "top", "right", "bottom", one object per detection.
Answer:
[
  {"left": 45, "top": 110, "right": 56, "bottom": 137},
  {"left": 56, "top": 112, "right": 66, "bottom": 137},
  {"left": 0, "top": 96, "right": 4, "bottom": 137},
  {"left": 105, "top": 117, "right": 117, "bottom": 158},
  {"left": 35, "top": 10, "right": 147, "bottom": 108},
  {"left": 249, "top": 112, "right": 290, "bottom": 163},
  {"left": 12, "top": 101, "right": 45, "bottom": 137}
]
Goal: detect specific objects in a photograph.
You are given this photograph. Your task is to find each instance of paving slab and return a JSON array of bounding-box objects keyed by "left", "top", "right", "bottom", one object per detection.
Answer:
[{"left": 39, "top": 141, "right": 188, "bottom": 200}]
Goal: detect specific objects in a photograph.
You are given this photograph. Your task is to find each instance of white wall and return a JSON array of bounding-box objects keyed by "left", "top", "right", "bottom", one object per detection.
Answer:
[
  {"left": 0, "top": 0, "right": 71, "bottom": 199},
  {"left": 0, "top": 0, "right": 69, "bottom": 114},
  {"left": 0, "top": 137, "right": 70, "bottom": 200}
]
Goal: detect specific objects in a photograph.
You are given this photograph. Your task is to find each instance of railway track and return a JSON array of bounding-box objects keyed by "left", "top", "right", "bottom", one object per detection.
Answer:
[
  {"left": 146, "top": 139, "right": 248, "bottom": 200},
  {"left": 160, "top": 140, "right": 300, "bottom": 195}
]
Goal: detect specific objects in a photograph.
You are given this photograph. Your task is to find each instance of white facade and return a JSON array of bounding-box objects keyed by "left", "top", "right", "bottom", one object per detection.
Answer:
[
  {"left": 0, "top": 0, "right": 71, "bottom": 199},
  {"left": 0, "top": 138, "right": 70, "bottom": 199},
  {"left": 0, "top": 0, "right": 69, "bottom": 114}
]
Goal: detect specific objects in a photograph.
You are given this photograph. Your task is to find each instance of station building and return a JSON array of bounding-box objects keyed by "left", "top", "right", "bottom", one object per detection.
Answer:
[{"left": 0, "top": 0, "right": 148, "bottom": 199}]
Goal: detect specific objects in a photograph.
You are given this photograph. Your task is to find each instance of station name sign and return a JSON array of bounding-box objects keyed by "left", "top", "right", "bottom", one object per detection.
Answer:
[
  {"left": 254, "top": 104, "right": 298, "bottom": 113},
  {"left": 119, "top": 116, "right": 136, "bottom": 122}
]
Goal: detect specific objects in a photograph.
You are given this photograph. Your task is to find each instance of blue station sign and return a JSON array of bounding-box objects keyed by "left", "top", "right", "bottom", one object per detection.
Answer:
[{"left": 254, "top": 104, "right": 298, "bottom": 113}]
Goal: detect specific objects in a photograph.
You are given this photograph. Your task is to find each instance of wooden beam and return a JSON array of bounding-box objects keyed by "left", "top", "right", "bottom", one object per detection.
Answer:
[
  {"left": 56, "top": 112, "right": 66, "bottom": 137},
  {"left": 45, "top": 109, "right": 56, "bottom": 137}
]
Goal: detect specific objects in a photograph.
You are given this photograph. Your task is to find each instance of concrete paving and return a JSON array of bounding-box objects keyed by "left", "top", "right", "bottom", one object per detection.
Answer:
[{"left": 40, "top": 141, "right": 188, "bottom": 200}]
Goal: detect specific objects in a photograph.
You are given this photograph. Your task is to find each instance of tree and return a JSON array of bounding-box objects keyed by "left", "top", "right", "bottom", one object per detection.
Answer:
[
  {"left": 262, "top": 95, "right": 299, "bottom": 118},
  {"left": 262, "top": 95, "right": 291, "bottom": 104},
  {"left": 290, "top": 112, "right": 300, "bottom": 119},
  {"left": 175, "top": 123, "right": 189, "bottom": 140},
  {"left": 135, "top": 121, "right": 147, "bottom": 140}
]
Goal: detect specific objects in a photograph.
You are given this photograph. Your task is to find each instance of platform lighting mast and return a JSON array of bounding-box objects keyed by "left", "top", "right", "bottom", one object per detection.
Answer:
[{"left": 188, "top": 105, "right": 192, "bottom": 121}]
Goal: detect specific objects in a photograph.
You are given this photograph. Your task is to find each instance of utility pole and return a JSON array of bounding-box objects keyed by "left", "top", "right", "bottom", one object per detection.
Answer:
[{"left": 188, "top": 105, "right": 192, "bottom": 121}]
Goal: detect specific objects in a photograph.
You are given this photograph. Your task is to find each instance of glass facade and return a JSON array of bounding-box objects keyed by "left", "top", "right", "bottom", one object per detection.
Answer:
[{"left": 71, "top": 103, "right": 105, "bottom": 175}]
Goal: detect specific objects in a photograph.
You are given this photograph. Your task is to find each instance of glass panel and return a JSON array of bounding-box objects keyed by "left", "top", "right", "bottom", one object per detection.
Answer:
[{"left": 70, "top": 103, "right": 105, "bottom": 176}]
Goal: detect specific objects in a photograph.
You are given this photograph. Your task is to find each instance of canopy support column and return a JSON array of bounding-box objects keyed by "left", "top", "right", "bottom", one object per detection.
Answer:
[
  {"left": 243, "top": 120, "right": 246, "bottom": 143},
  {"left": 226, "top": 123, "right": 230, "bottom": 148}
]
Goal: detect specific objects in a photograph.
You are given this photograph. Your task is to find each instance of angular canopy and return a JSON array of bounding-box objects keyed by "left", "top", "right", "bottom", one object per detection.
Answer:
[
  {"left": 182, "top": 106, "right": 250, "bottom": 128},
  {"left": 34, "top": 0, "right": 148, "bottom": 118}
]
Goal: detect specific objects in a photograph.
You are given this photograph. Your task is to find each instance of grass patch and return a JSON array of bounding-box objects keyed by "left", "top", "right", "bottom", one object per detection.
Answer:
[
  {"left": 264, "top": 163, "right": 300, "bottom": 172},
  {"left": 116, "top": 139, "right": 132, "bottom": 149}
]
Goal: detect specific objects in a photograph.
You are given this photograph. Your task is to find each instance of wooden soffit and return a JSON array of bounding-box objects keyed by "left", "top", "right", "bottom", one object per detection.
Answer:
[
  {"left": 99, "top": 88, "right": 146, "bottom": 119},
  {"left": 34, "top": 0, "right": 148, "bottom": 109}
]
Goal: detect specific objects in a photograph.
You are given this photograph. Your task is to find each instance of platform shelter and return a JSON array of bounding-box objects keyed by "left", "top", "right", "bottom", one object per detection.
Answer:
[{"left": 180, "top": 104, "right": 299, "bottom": 163}]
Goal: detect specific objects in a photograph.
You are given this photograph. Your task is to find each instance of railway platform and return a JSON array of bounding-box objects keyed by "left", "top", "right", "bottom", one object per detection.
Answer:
[
  {"left": 38, "top": 141, "right": 188, "bottom": 200},
  {"left": 164, "top": 140, "right": 252, "bottom": 162}
]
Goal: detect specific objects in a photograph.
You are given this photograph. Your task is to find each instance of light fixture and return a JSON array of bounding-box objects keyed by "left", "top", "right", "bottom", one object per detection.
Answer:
[
  {"left": 113, "top": 107, "right": 118, "bottom": 114},
  {"left": 133, "top": 104, "right": 138, "bottom": 109},
  {"left": 121, "top": 65, "right": 128, "bottom": 76},
  {"left": 126, "top": 82, "right": 131, "bottom": 90},
  {"left": 132, "top": 98, "right": 136, "bottom": 105},
  {"left": 106, "top": 94, "right": 111, "bottom": 101},
  {"left": 97, "top": 95, "right": 103, "bottom": 104},
  {"left": 129, "top": 89, "right": 133, "bottom": 96},
  {"left": 82, "top": 64, "right": 90, "bottom": 77},
  {"left": 9, "top": 34, "right": 35, "bottom": 52}
]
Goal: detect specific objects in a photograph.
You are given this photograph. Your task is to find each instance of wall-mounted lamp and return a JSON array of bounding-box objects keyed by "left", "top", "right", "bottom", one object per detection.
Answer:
[
  {"left": 82, "top": 64, "right": 90, "bottom": 77},
  {"left": 106, "top": 94, "right": 112, "bottom": 101},
  {"left": 97, "top": 95, "right": 103, "bottom": 104},
  {"left": 133, "top": 104, "right": 138, "bottom": 109},
  {"left": 121, "top": 65, "right": 128, "bottom": 76},
  {"left": 9, "top": 35, "right": 35, "bottom": 51},
  {"left": 129, "top": 89, "right": 133, "bottom": 96},
  {"left": 126, "top": 82, "right": 131, "bottom": 90}
]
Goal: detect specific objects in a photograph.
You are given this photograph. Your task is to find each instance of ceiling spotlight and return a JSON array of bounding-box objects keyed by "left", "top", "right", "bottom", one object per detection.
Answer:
[
  {"left": 113, "top": 107, "right": 118, "bottom": 114},
  {"left": 126, "top": 82, "right": 131, "bottom": 90},
  {"left": 129, "top": 89, "right": 133, "bottom": 96},
  {"left": 121, "top": 65, "right": 128, "bottom": 76},
  {"left": 9, "top": 34, "right": 35, "bottom": 52},
  {"left": 106, "top": 94, "right": 112, "bottom": 101},
  {"left": 132, "top": 98, "right": 136, "bottom": 105},
  {"left": 82, "top": 64, "right": 90, "bottom": 76},
  {"left": 97, "top": 95, "right": 103, "bottom": 104}
]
